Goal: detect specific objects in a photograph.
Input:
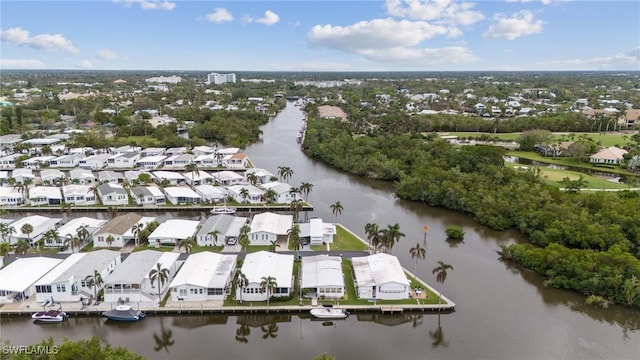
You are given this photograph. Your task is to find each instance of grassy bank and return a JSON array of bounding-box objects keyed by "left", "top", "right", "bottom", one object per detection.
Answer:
[
  {"left": 443, "top": 131, "right": 637, "bottom": 148},
  {"left": 506, "top": 163, "right": 628, "bottom": 189},
  {"left": 506, "top": 150, "right": 634, "bottom": 176},
  {"left": 311, "top": 224, "right": 368, "bottom": 251}
]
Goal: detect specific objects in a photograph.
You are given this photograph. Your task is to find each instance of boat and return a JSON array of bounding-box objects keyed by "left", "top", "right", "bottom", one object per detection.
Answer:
[
  {"left": 210, "top": 200, "right": 236, "bottom": 215},
  {"left": 32, "top": 306, "right": 67, "bottom": 323},
  {"left": 310, "top": 307, "right": 349, "bottom": 319},
  {"left": 102, "top": 305, "right": 146, "bottom": 322}
]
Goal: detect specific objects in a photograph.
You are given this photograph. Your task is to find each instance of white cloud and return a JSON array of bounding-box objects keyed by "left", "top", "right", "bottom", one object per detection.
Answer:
[
  {"left": 97, "top": 49, "right": 118, "bottom": 60},
  {"left": 0, "top": 27, "right": 80, "bottom": 54},
  {"left": 506, "top": 0, "right": 565, "bottom": 5},
  {"left": 483, "top": 10, "right": 544, "bottom": 40},
  {"left": 206, "top": 8, "right": 233, "bottom": 23},
  {"left": 115, "top": 0, "right": 176, "bottom": 11},
  {"left": 0, "top": 58, "right": 45, "bottom": 69},
  {"left": 385, "top": 0, "right": 484, "bottom": 25},
  {"left": 76, "top": 59, "right": 94, "bottom": 69},
  {"left": 539, "top": 48, "right": 640, "bottom": 70},
  {"left": 256, "top": 10, "right": 280, "bottom": 26}
]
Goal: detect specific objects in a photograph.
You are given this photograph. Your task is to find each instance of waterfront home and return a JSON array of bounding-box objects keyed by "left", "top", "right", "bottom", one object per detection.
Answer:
[
  {"left": 106, "top": 152, "right": 141, "bottom": 169},
  {"left": 136, "top": 155, "right": 167, "bottom": 169},
  {"left": 7, "top": 215, "right": 61, "bottom": 245},
  {"left": 165, "top": 147, "right": 187, "bottom": 157},
  {"left": 163, "top": 187, "right": 201, "bottom": 205},
  {"left": 169, "top": 252, "right": 237, "bottom": 301},
  {"left": 50, "top": 216, "right": 107, "bottom": 248},
  {"left": 124, "top": 170, "right": 150, "bottom": 184},
  {"left": 299, "top": 218, "right": 336, "bottom": 246},
  {"left": 227, "top": 184, "right": 264, "bottom": 204},
  {"left": 148, "top": 219, "right": 199, "bottom": 246},
  {"left": 112, "top": 145, "right": 142, "bottom": 154},
  {"left": 69, "top": 168, "right": 96, "bottom": 185},
  {"left": 301, "top": 255, "right": 345, "bottom": 299},
  {"left": 97, "top": 170, "right": 124, "bottom": 184},
  {"left": 192, "top": 145, "right": 216, "bottom": 156},
  {"left": 0, "top": 187, "right": 24, "bottom": 207},
  {"left": 49, "top": 153, "right": 82, "bottom": 168},
  {"left": 40, "top": 169, "right": 65, "bottom": 185},
  {"left": 238, "top": 251, "right": 294, "bottom": 301},
  {"left": 67, "top": 147, "right": 94, "bottom": 156},
  {"left": 194, "top": 184, "right": 226, "bottom": 203},
  {"left": 152, "top": 171, "right": 186, "bottom": 186},
  {"left": 0, "top": 154, "right": 21, "bottom": 169},
  {"left": 93, "top": 213, "right": 147, "bottom": 248},
  {"left": 62, "top": 184, "right": 97, "bottom": 205},
  {"left": 196, "top": 214, "right": 249, "bottom": 246},
  {"left": 22, "top": 156, "right": 56, "bottom": 170},
  {"left": 245, "top": 168, "right": 276, "bottom": 184},
  {"left": 12, "top": 168, "right": 35, "bottom": 184},
  {"left": 0, "top": 171, "right": 8, "bottom": 186},
  {"left": 104, "top": 250, "right": 181, "bottom": 304},
  {"left": 589, "top": 146, "right": 628, "bottom": 165},
  {"left": 97, "top": 183, "right": 128, "bottom": 206},
  {"left": 130, "top": 186, "right": 166, "bottom": 206},
  {"left": 28, "top": 186, "right": 63, "bottom": 206},
  {"left": 212, "top": 170, "right": 244, "bottom": 186},
  {"left": 222, "top": 153, "right": 250, "bottom": 169},
  {"left": 140, "top": 147, "right": 166, "bottom": 157},
  {"left": 34, "top": 250, "right": 121, "bottom": 303},
  {"left": 182, "top": 170, "right": 213, "bottom": 186},
  {"left": 79, "top": 153, "right": 111, "bottom": 169},
  {"left": 260, "top": 182, "right": 295, "bottom": 203},
  {"left": 248, "top": 212, "right": 293, "bottom": 246},
  {"left": 351, "top": 253, "right": 410, "bottom": 300},
  {"left": 163, "top": 154, "right": 194, "bottom": 169},
  {"left": 194, "top": 154, "right": 220, "bottom": 168},
  {"left": 0, "top": 257, "right": 62, "bottom": 304}
]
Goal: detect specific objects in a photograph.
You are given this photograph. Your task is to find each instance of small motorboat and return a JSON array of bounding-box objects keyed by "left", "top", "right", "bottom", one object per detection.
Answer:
[
  {"left": 210, "top": 206, "right": 237, "bottom": 215},
  {"left": 103, "top": 305, "right": 146, "bottom": 322},
  {"left": 310, "top": 307, "right": 349, "bottom": 319},
  {"left": 32, "top": 306, "right": 67, "bottom": 323}
]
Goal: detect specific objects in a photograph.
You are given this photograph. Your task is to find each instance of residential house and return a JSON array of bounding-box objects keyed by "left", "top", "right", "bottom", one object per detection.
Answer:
[
  {"left": 301, "top": 255, "right": 345, "bottom": 299},
  {"left": 130, "top": 186, "right": 166, "bottom": 206},
  {"left": 78, "top": 153, "right": 111, "bottom": 169},
  {"left": 223, "top": 153, "right": 250, "bottom": 169},
  {"left": 40, "top": 169, "right": 65, "bottom": 185},
  {"left": 49, "top": 153, "right": 82, "bottom": 168},
  {"left": 196, "top": 214, "right": 249, "bottom": 246},
  {"left": 194, "top": 184, "right": 226, "bottom": 203},
  {"left": 0, "top": 257, "right": 63, "bottom": 304},
  {"left": 619, "top": 109, "right": 640, "bottom": 129},
  {"left": 0, "top": 187, "right": 23, "bottom": 207},
  {"left": 93, "top": 213, "right": 146, "bottom": 248},
  {"left": 260, "top": 182, "right": 294, "bottom": 203},
  {"left": 140, "top": 147, "right": 166, "bottom": 157},
  {"left": 169, "top": 252, "right": 237, "bottom": 301},
  {"left": 22, "top": 156, "right": 55, "bottom": 169},
  {"left": 136, "top": 155, "right": 167, "bottom": 170},
  {"left": 163, "top": 187, "right": 201, "bottom": 205},
  {"left": 589, "top": 146, "right": 628, "bottom": 165},
  {"left": 104, "top": 250, "right": 180, "bottom": 304},
  {"left": 97, "top": 170, "right": 124, "bottom": 184},
  {"left": 148, "top": 219, "right": 199, "bottom": 246},
  {"left": 0, "top": 154, "right": 22, "bottom": 169},
  {"left": 106, "top": 152, "right": 141, "bottom": 169},
  {"left": 163, "top": 154, "right": 194, "bottom": 169},
  {"left": 97, "top": 183, "right": 128, "bottom": 206},
  {"left": 28, "top": 186, "right": 63, "bottom": 206},
  {"left": 62, "top": 185, "right": 97, "bottom": 205},
  {"left": 351, "top": 253, "right": 410, "bottom": 300},
  {"left": 227, "top": 184, "right": 264, "bottom": 204},
  {"left": 6, "top": 215, "right": 61, "bottom": 245},
  {"left": 152, "top": 171, "right": 186, "bottom": 186},
  {"left": 182, "top": 170, "right": 213, "bottom": 186},
  {"left": 212, "top": 171, "right": 244, "bottom": 186},
  {"left": 69, "top": 168, "right": 96, "bottom": 185},
  {"left": 237, "top": 251, "right": 294, "bottom": 301},
  {"left": 245, "top": 168, "right": 276, "bottom": 184},
  {"left": 248, "top": 212, "right": 293, "bottom": 246},
  {"left": 192, "top": 145, "right": 216, "bottom": 156},
  {"left": 50, "top": 217, "right": 107, "bottom": 248},
  {"left": 164, "top": 147, "right": 187, "bottom": 157},
  {"left": 299, "top": 218, "right": 336, "bottom": 246},
  {"left": 12, "top": 168, "right": 35, "bottom": 184},
  {"left": 112, "top": 145, "right": 142, "bottom": 155}
]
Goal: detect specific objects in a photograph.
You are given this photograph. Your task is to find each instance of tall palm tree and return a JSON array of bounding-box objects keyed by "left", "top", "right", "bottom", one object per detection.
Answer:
[
  {"left": 42, "top": 229, "right": 59, "bottom": 248},
  {"left": 15, "top": 239, "right": 30, "bottom": 256},
  {"left": 246, "top": 172, "right": 258, "bottom": 186},
  {"left": 277, "top": 166, "right": 293, "bottom": 183},
  {"left": 207, "top": 229, "right": 221, "bottom": 246},
  {"left": 288, "top": 225, "right": 302, "bottom": 258},
  {"left": 149, "top": 262, "right": 170, "bottom": 304},
  {"left": 432, "top": 261, "right": 454, "bottom": 305},
  {"left": 20, "top": 223, "right": 33, "bottom": 245},
  {"left": 299, "top": 182, "right": 313, "bottom": 201},
  {"left": 268, "top": 240, "right": 280, "bottom": 253},
  {"left": 184, "top": 163, "right": 199, "bottom": 187},
  {"left": 289, "top": 199, "right": 304, "bottom": 223},
  {"left": 288, "top": 186, "right": 300, "bottom": 201},
  {"left": 0, "top": 242, "right": 11, "bottom": 257},
  {"left": 330, "top": 201, "right": 343, "bottom": 225},
  {"left": 385, "top": 223, "right": 405, "bottom": 253},
  {"left": 239, "top": 187, "right": 250, "bottom": 203},
  {"left": 262, "top": 189, "right": 277, "bottom": 204},
  {"left": 260, "top": 275, "right": 277, "bottom": 308},
  {"left": 76, "top": 224, "right": 90, "bottom": 246},
  {"left": 87, "top": 269, "right": 104, "bottom": 302},
  {"left": 239, "top": 233, "right": 250, "bottom": 253},
  {"left": 410, "top": 243, "right": 426, "bottom": 273},
  {"left": 64, "top": 234, "right": 79, "bottom": 253},
  {"left": 132, "top": 222, "right": 144, "bottom": 247},
  {"left": 178, "top": 237, "right": 195, "bottom": 254},
  {"left": 364, "top": 223, "right": 379, "bottom": 251},
  {"left": 236, "top": 270, "right": 248, "bottom": 303},
  {"left": 105, "top": 234, "right": 115, "bottom": 248}
]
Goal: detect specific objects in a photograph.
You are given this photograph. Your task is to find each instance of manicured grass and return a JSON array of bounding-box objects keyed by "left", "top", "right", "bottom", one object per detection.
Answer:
[
  {"left": 246, "top": 245, "right": 271, "bottom": 253},
  {"left": 329, "top": 225, "right": 368, "bottom": 251},
  {"left": 191, "top": 245, "right": 224, "bottom": 253},
  {"left": 506, "top": 150, "right": 633, "bottom": 176},
  {"left": 443, "top": 131, "right": 637, "bottom": 148},
  {"left": 121, "top": 136, "right": 162, "bottom": 147},
  {"left": 443, "top": 132, "right": 521, "bottom": 141},
  {"left": 506, "top": 163, "right": 628, "bottom": 189}
]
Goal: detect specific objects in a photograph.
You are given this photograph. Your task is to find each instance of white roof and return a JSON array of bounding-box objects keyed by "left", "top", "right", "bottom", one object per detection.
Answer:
[
  {"left": 12, "top": 215, "right": 61, "bottom": 238},
  {"left": 0, "top": 187, "right": 22, "bottom": 198},
  {"left": 590, "top": 146, "right": 628, "bottom": 160},
  {"left": 241, "top": 251, "right": 294, "bottom": 286},
  {"left": 194, "top": 184, "right": 226, "bottom": 197},
  {"left": 57, "top": 217, "right": 108, "bottom": 238},
  {"left": 146, "top": 186, "right": 164, "bottom": 198},
  {"left": 28, "top": 186, "right": 62, "bottom": 200},
  {"left": 250, "top": 212, "right": 293, "bottom": 235},
  {"left": 218, "top": 147, "right": 240, "bottom": 155},
  {"left": 163, "top": 187, "right": 201, "bottom": 199},
  {"left": 138, "top": 155, "right": 166, "bottom": 163},
  {"left": 69, "top": 168, "right": 95, "bottom": 179},
  {"left": 107, "top": 250, "right": 180, "bottom": 284},
  {"left": 152, "top": 171, "right": 186, "bottom": 180},
  {"left": 63, "top": 184, "right": 92, "bottom": 196},
  {"left": 40, "top": 169, "right": 64, "bottom": 178},
  {"left": 213, "top": 171, "right": 243, "bottom": 182},
  {"left": 182, "top": 170, "right": 213, "bottom": 181},
  {"left": 0, "top": 257, "right": 62, "bottom": 292},
  {"left": 122, "top": 216, "right": 156, "bottom": 237},
  {"left": 12, "top": 168, "right": 34, "bottom": 177},
  {"left": 170, "top": 252, "right": 237, "bottom": 288},
  {"left": 36, "top": 250, "right": 120, "bottom": 285},
  {"left": 299, "top": 218, "right": 335, "bottom": 238},
  {"left": 301, "top": 255, "right": 344, "bottom": 288},
  {"left": 352, "top": 253, "right": 409, "bottom": 287},
  {"left": 261, "top": 181, "right": 292, "bottom": 194},
  {"left": 35, "top": 253, "right": 86, "bottom": 285},
  {"left": 148, "top": 219, "right": 199, "bottom": 241}
]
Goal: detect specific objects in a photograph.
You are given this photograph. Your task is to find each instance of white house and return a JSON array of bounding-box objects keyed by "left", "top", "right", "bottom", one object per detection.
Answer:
[
  {"left": 28, "top": 186, "right": 63, "bottom": 206},
  {"left": 0, "top": 257, "right": 62, "bottom": 304},
  {"left": 182, "top": 170, "right": 213, "bottom": 186},
  {"left": 212, "top": 171, "right": 244, "bottom": 186},
  {"left": 93, "top": 213, "right": 147, "bottom": 248},
  {"left": 248, "top": 212, "right": 293, "bottom": 245},
  {"left": 22, "top": 156, "right": 55, "bottom": 169},
  {"left": 40, "top": 169, "right": 65, "bottom": 185},
  {"left": 152, "top": 171, "right": 186, "bottom": 186},
  {"left": 140, "top": 147, "right": 166, "bottom": 157},
  {"left": 104, "top": 250, "right": 180, "bottom": 304},
  {"left": 130, "top": 186, "right": 165, "bottom": 206},
  {"left": 163, "top": 187, "right": 201, "bottom": 205},
  {"left": 351, "top": 253, "right": 410, "bottom": 300},
  {"left": 192, "top": 145, "right": 216, "bottom": 156},
  {"left": 223, "top": 153, "right": 250, "bottom": 169},
  {"left": 49, "top": 153, "right": 82, "bottom": 168},
  {"left": 589, "top": 146, "right": 628, "bottom": 165},
  {"left": 0, "top": 154, "right": 22, "bottom": 169},
  {"left": 62, "top": 185, "right": 97, "bottom": 205},
  {"left": 194, "top": 153, "right": 220, "bottom": 168},
  {"left": 237, "top": 251, "right": 294, "bottom": 302},
  {"left": 0, "top": 187, "right": 24, "bottom": 207},
  {"left": 136, "top": 155, "right": 167, "bottom": 169},
  {"left": 165, "top": 147, "right": 187, "bottom": 157},
  {"left": 227, "top": 184, "right": 264, "bottom": 204},
  {"left": 301, "top": 255, "right": 345, "bottom": 299},
  {"left": 112, "top": 145, "right": 142, "bottom": 154},
  {"left": 245, "top": 168, "right": 276, "bottom": 184},
  {"left": 51, "top": 217, "right": 107, "bottom": 248},
  {"left": 196, "top": 215, "right": 249, "bottom": 246},
  {"left": 106, "top": 152, "right": 141, "bottom": 169},
  {"left": 261, "top": 182, "right": 295, "bottom": 203},
  {"left": 97, "top": 183, "right": 128, "bottom": 206},
  {"left": 6, "top": 215, "right": 61, "bottom": 245},
  {"left": 169, "top": 252, "right": 237, "bottom": 301},
  {"left": 194, "top": 184, "right": 227, "bottom": 203},
  {"left": 148, "top": 219, "right": 199, "bottom": 246},
  {"left": 97, "top": 170, "right": 124, "bottom": 184},
  {"left": 34, "top": 250, "right": 121, "bottom": 303},
  {"left": 299, "top": 218, "right": 336, "bottom": 246},
  {"left": 69, "top": 168, "right": 96, "bottom": 185},
  {"left": 79, "top": 153, "right": 111, "bottom": 169},
  {"left": 163, "top": 154, "right": 194, "bottom": 169},
  {"left": 12, "top": 168, "right": 35, "bottom": 184}
]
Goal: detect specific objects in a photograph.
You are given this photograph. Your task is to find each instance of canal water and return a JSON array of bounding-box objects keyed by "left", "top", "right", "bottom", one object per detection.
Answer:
[{"left": 1, "top": 103, "right": 638, "bottom": 359}]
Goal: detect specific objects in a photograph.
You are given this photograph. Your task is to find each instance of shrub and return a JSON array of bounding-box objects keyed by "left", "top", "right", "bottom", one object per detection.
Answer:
[{"left": 445, "top": 225, "right": 465, "bottom": 240}]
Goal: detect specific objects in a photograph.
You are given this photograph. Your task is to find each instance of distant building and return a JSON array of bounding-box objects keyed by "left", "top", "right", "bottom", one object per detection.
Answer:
[
  {"left": 207, "top": 73, "right": 236, "bottom": 85},
  {"left": 145, "top": 76, "right": 182, "bottom": 84}
]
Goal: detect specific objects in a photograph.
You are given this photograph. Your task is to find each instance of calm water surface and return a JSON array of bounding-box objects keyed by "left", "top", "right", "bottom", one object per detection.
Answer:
[{"left": 1, "top": 103, "right": 638, "bottom": 359}]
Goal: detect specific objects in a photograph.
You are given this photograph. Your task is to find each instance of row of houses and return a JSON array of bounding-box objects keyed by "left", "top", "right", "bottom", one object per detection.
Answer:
[
  {"left": 0, "top": 251, "right": 410, "bottom": 305},
  {"left": 535, "top": 144, "right": 634, "bottom": 165}
]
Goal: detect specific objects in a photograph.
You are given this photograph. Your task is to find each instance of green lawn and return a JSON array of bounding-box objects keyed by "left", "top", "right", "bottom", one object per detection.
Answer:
[
  {"left": 191, "top": 245, "right": 224, "bottom": 253},
  {"left": 442, "top": 131, "right": 637, "bottom": 148},
  {"left": 132, "top": 244, "right": 177, "bottom": 253},
  {"left": 311, "top": 224, "right": 368, "bottom": 251},
  {"left": 506, "top": 163, "right": 628, "bottom": 189},
  {"left": 506, "top": 150, "right": 634, "bottom": 176}
]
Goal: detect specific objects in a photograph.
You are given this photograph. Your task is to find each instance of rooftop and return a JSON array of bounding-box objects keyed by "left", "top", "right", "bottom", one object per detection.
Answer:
[
  {"left": 107, "top": 250, "right": 180, "bottom": 284},
  {"left": 0, "top": 257, "right": 62, "bottom": 293},
  {"left": 169, "top": 252, "right": 237, "bottom": 289}
]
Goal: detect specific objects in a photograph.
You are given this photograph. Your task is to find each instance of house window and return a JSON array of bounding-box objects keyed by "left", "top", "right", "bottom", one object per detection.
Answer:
[
  {"left": 36, "top": 285, "right": 52, "bottom": 293},
  {"left": 56, "top": 284, "right": 66, "bottom": 292}
]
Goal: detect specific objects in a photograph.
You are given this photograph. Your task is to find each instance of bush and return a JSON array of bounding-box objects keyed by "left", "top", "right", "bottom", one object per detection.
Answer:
[{"left": 445, "top": 225, "right": 465, "bottom": 240}]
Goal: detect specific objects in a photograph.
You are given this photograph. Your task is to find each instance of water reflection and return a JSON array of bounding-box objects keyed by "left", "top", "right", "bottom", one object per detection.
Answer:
[
  {"left": 429, "top": 314, "right": 448, "bottom": 348},
  {"left": 235, "top": 324, "right": 251, "bottom": 344},
  {"left": 445, "top": 238, "right": 464, "bottom": 248},
  {"left": 261, "top": 322, "right": 279, "bottom": 340},
  {"left": 153, "top": 317, "right": 175, "bottom": 353}
]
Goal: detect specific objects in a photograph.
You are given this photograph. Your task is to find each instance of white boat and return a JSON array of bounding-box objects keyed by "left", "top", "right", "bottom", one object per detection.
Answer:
[
  {"left": 103, "top": 305, "right": 146, "bottom": 322},
  {"left": 310, "top": 307, "right": 349, "bottom": 319},
  {"left": 210, "top": 205, "right": 237, "bottom": 215},
  {"left": 32, "top": 307, "right": 67, "bottom": 323}
]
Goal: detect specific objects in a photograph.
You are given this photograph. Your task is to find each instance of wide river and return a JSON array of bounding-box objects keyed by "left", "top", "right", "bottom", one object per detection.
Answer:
[{"left": 1, "top": 103, "right": 638, "bottom": 359}]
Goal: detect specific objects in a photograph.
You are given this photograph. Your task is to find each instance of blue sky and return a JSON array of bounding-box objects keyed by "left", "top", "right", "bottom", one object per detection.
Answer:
[{"left": 1, "top": 0, "right": 639, "bottom": 71}]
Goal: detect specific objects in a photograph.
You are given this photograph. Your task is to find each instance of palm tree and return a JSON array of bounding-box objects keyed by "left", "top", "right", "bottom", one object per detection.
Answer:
[
  {"left": 277, "top": 166, "right": 293, "bottom": 183},
  {"left": 330, "top": 201, "right": 343, "bottom": 225},
  {"left": 288, "top": 225, "right": 302, "bottom": 258},
  {"left": 364, "top": 223, "right": 379, "bottom": 251},
  {"left": 42, "top": 228, "right": 59, "bottom": 248},
  {"left": 410, "top": 243, "right": 426, "bottom": 273},
  {"left": 184, "top": 163, "right": 199, "bottom": 187},
  {"left": 20, "top": 223, "right": 33, "bottom": 245},
  {"left": 105, "top": 234, "right": 115, "bottom": 248},
  {"left": 268, "top": 240, "right": 280, "bottom": 253},
  {"left": 132, "top": 222, "right": 144, "bottom": 247},
  {"left": 64, "top": 234, "right": 79, "bottom": 253},
  {"left": 239, "top": 233, "right": 250, "bottom": 253},
  {"left": 76, "top": 224, "right": 90, "bottom": 246},
  {"left": 207, "top": 229, "right": 221, "bottom": 246},
  {"left": 235, "top": 324, "right": 251, "bottom": 343},
  {"left": 239, "top": 187, "right": 250, "bottom": 203},
  {"left": 0, "top": 242, "right": 10, "bottom": 257},
  {"left": 299, "top": 182, "right": 313, "bottom": 201},
  {"left": 178, "top": 237, "right": 195, "bottom": 254},
  {"left": 288, "top": 186, "right": 300, "bottom": 201},
  {"left": 236, "top": 270, "right": 248, "bottom": 303},
  {"left": 432, "top": 261, "right": 454, "bottom": 305},
  {"left": 153, "top": 317, "right": 175, "bottom": 352},
  {"left": 262, "top": 189, "right": 277, "bottom": 204},
  {"left": 246, "top": 172, "right": 258, "bottom": 186},
  {"left": 289, "top": 199, "right": 304, "bottom": 223},
  {"left": 87, "top": 269, "right": 104, "bottom": 302},
  {"left": 149, "top": 262, "right": 170, "bottom": 304},
  {"left": 260, "top": 275, "right": 277, "bottom": 308},
  {"left": 385, "top": 223, "right": 405, "bottom": 253},
  {"left": 261, "top": 322, "right": 279, "bottom": 339},
  {"left": 15, "top": 239, "right": 30, "bottom": 256}
]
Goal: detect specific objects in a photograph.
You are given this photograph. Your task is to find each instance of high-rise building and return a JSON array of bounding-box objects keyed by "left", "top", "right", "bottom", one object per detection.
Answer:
[{"left": 207, "top": 73, "right": 236, "bottom": 85}]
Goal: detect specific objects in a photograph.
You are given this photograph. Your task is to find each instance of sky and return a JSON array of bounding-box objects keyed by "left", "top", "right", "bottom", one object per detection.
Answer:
[{"left": 0, "top": 0, "right": 639, "bottom": 71}]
